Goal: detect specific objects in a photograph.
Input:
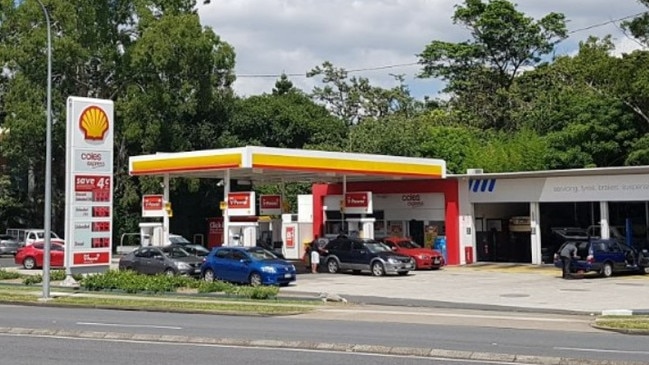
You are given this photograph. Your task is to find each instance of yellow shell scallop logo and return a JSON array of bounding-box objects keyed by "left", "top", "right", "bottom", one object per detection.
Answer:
[{"left": 79, "top": 106, "right": 109, "bottom": 141}]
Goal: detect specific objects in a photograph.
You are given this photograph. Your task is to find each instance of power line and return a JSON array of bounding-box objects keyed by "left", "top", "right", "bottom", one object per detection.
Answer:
[
  {"left": 233, "top": 11, "right": 649, "bottom": 79},
  {"left": 235, "top": 62, "right": 420, "bottom": 78},
  {"left": 567, "top": 11, "right": 647, "bottom": 34}
]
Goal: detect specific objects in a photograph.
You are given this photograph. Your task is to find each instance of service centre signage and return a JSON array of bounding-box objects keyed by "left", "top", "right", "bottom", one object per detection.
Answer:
[
  {"left": 142, "top": 194, "right": 164, "bottom": 217},
  {"left": 468, "top": 174, "right": 649, "bottom": 203},
  {"left": 227, "top": 191, "right": 256, "bottom": 216},
  {"left": 259, "top": 194, "right": 282, "bottom": 215},
  {"left": 64, "top": 97, "right": 114, "bottom": 269}
]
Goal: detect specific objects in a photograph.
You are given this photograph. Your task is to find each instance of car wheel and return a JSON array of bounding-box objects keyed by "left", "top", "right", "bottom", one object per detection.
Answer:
[
  {"left": 249, "top": 272, "right": 262, "bottom": 286},
  {"left": 23, "top": 257, "right": 36, "bottom": 270},
  {"left": 397, "top": 271, "right": 409, "bottom": 276},
  {"left": 327, "top": 258, "right": 339, "bottom": 274},
  {"left": 371, "top": 262, "right": 385, "bottom": 277},
  {"left": 601, "top": 263, "right": 613, "bottom": 278},
  {"left": 203, "top": 269, "right": 215, "bottom": 282},
  {"left": 164, "top": 268, "right": 176, "bottom": 276},
  {"left": 642, "top": 266, "right": 649, "bottom": 275}
]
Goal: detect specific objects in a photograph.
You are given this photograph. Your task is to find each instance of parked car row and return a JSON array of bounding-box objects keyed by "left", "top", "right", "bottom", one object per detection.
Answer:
[
  {"left": 303, "top": 236, "right": 445, "bottom": 275},
  {"left": 118, "top": 245, "right": 297, "bottom": 286}
]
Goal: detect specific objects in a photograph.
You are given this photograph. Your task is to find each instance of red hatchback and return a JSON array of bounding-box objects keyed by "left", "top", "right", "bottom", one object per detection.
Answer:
[
  {"left": 14, "top": 241, "right": 65, "bottom": 269},
  {"left": 381, "top": 237, "right": 444, "bottom": 270}
]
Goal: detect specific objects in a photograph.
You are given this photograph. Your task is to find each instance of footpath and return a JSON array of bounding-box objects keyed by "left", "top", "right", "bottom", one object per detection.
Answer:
[{"left": 282, "top": 263, "right": 649, "bottom": 316}]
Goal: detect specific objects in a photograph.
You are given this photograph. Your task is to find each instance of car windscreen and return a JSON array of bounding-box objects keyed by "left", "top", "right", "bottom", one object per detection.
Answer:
[
  {"left": 169, "top": 236, "right": 191, "bottom": 245},
  {"left": 396, "top": 240, "right": 421, "bottom": 249},
  {"left": 364, "top": 242, "right": 392, "bottom": 253},
  {"left": 247, "top": 248, "right": 278, "bottom": 260},
  {"left": 36, "top": 232, "right": 59, "bottom": 239},
  {"left": 162, "top": 246, "right": 190, "bottom": 258}
]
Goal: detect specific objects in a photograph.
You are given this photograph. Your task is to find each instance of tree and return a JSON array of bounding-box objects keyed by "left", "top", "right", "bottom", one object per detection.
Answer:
[
  {"left": 622, "top": 1, "right": 649, "bottom": 47},
  {"left": 0, "top": 0, "right": 236, "bottom": 239},
  {"left": 308, "top": 61, "right": 422, "bottom": 126},
  {"left": 227, "top": 88, "right": 346, "bottom": 150},
  {"left": 418, "top": 0, "right": 566, "bottom": 130},
  {"left": 508, "top": 37, "right": 644, "bottom": 168}
]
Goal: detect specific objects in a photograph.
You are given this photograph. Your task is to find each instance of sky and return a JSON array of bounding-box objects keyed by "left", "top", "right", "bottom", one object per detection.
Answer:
[{"left": 198, "top": 0, "right": 648, "bottom": 100}]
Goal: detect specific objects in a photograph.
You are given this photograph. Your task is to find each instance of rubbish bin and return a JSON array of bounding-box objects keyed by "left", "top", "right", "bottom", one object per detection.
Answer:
[
  {"left": 434, "top": 237, "right": 447, "bottom": 264},
  {"left": 464, "top": 246, "right": 473, "bottom": 265}
]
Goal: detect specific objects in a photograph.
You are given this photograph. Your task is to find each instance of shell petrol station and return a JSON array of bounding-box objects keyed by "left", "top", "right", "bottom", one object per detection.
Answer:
[{"left": 128, "top": 146, "right": 461, "bottom": 265}]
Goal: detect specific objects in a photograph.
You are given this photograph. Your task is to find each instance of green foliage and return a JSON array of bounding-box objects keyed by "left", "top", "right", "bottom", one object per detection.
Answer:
[
  {"left": 347, "top": 115, "right": 429, "bottom": 156},
  {"left": 227, "top": 90, "right": 346, "bottom": 149},
  {"left": 22, "top": 274, "right": 42, "bottom": 286},
  {"left": 234, "top": 285, "right": 279, "bottom": 300},
  {"left": 308, "top": 61, "right": 422, "bottom": 126},
  {"left": 420, "top": 126, "right": 481, "bottom": 174},
  {"left": 79, "top": 270, "right": 277, "bottom": 299},
  {"left": 418, "top": 0, "right": 567, "bottom": 130},
  {"left": 0, "top": 0, "right": 236, "bottom": 239},
  {"left": 0, "top": 269, "right": 21, "bottom": 280}
]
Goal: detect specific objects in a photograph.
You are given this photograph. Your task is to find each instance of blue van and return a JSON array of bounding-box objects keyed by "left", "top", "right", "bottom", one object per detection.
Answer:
[{"left": 554, "top": 239, "right": 649, "bottom": 277}]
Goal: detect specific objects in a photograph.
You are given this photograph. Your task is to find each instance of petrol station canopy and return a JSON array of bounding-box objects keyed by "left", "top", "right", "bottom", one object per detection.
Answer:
[{"left": 129, "top": 146, "right": 446, "bottom": 182}]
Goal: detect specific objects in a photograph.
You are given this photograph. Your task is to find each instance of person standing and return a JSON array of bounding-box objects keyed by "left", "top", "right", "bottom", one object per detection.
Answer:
[
  {"left": 310, "top": 244, "right": 320, "bottom": 274},
  {"left": 560, "top": 242, "right": 578, "bottom": 279}
]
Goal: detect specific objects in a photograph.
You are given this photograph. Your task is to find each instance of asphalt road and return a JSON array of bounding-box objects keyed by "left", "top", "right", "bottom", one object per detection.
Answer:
[
  {"left": 0, "top": 256, "right": 16, "bottom": 268},
  {"left": 1, "top": 305, "right": 648, "bottom": 363},
  {"left": 0, "top": 333, "right": 504, "bottom": 365}
]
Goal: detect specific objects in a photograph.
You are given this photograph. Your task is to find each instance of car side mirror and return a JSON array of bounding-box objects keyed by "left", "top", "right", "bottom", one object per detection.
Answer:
[
  {"left": 154, "top": 255, "right": 164, "bottom": 260},
  {"left": 240, "top": 258, "right": 251, "bottom": 264}
]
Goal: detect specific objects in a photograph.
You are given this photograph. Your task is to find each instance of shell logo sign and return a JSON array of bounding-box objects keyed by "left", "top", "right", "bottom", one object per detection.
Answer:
[{"left": 79, "top": 106, "right": 109, "bottom": 141}]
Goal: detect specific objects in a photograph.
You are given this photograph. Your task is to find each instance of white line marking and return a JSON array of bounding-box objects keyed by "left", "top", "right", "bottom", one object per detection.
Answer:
[
  {"left": 322, "top": 309, "right": 582, "bottom": 323},
  {"left": 0, "top": 333, "right": 531, "bottom": 365},
  {"left": 555, "top": 346, "right": 649, "bottom": 355},
  {"left": 76, "top": 322, "right": 182, "bottom": 330}
]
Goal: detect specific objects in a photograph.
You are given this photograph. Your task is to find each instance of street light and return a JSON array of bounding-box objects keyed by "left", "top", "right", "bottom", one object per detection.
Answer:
[{"left": 34, "top": 0, "right": 53, "bottom": 300}]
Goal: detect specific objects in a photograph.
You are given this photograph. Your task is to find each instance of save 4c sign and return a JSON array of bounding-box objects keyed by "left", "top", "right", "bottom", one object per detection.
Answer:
[{"left": 64, "top": 97, "right": 114, "bottom": 271}]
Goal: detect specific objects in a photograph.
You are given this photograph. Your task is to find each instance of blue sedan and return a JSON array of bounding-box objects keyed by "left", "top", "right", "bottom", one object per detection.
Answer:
[{"left": 201, "top": 246, "right": 297, "bottom": 286}]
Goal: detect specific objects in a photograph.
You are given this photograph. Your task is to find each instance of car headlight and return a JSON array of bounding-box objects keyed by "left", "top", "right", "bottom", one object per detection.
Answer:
[
  {"left": 176, "top": 262, "right": 191, "bottom": 270},
  {"left": 387, "top": 257, "right": 400, "bottom": 264},
  {"left": 418, "top": 254, "right": 429, "bottom": 259},
  {"left": 261, "top": 266, "right": 277, "bottom": 273}
]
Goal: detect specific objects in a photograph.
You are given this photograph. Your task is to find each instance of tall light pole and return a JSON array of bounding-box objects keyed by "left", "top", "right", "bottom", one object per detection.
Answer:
[{"left": 35, "top": 0, "right": 53, "bottom": 300}]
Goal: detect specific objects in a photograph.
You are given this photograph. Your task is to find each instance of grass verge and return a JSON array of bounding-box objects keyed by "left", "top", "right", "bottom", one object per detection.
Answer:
[
  {"left": 0, "top": 288, "right": 321, "bottom": 316},
  {"left": 595, "top": 316, "right": 649, "bottom": 333}
]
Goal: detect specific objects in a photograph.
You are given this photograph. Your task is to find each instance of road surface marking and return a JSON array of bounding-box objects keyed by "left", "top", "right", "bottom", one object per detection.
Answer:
[
  {"left": 321, "top": 309, "right": 583, "bottom": 322},
  {"left": 555, "top": 346, "right": 649, "bottom": 355},
  {"left": 76, "top": 322, "right": 182, "bottom": 330}
]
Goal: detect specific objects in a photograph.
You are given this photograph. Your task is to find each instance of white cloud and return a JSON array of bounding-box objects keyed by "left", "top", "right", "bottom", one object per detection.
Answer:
[{"left": 198, "top": 0, "right": 648, "bottom": 99}]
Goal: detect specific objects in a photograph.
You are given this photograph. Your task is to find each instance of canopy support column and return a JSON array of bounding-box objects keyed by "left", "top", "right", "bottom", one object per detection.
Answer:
[
  {"left": 223, "top": 169, "right": 231, "bottom": 246},
  {"left": 163, "top": 174, "right": 170, "bottom": 246}
]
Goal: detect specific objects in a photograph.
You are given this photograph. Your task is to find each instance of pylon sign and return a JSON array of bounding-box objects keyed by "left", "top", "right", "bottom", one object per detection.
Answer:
[{"left": 64, "top": 97, "right": 114, "bottom": 270}]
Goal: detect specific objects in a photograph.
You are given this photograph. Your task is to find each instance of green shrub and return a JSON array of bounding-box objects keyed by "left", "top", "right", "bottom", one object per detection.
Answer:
[
  {"left": 0, "top": 269, "right": 22, "bottom": 280},
  {"left": 196, "top": 280, "right": 236, "bottom": 293},
  {"left": 23, "top": 275, "right": 42, "bottom": 286},
  {"left": 50, "top": 270, "right": 67, "bottom": 281},
  {"left": 236, "top": 286, "right": 279, "bottom": 300},
  {"left": 78, "top": 270, "right": 280, "bottom": 299}
]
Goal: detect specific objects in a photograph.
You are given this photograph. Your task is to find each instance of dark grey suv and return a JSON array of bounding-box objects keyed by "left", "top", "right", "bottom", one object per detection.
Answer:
[{"left": 322, "top": 237, "right": 415, "bottom": 276}]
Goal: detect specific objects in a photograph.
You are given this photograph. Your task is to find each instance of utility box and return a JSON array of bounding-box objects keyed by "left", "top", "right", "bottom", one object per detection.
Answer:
[
  {"left": 465, "top": 246, "right": 474, "bottom": 265},
  {"left": 139, "top": 222, "right": 163, "bottom": 246}
]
